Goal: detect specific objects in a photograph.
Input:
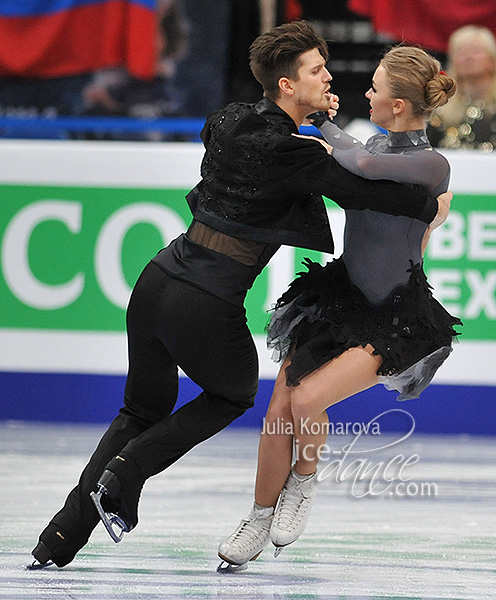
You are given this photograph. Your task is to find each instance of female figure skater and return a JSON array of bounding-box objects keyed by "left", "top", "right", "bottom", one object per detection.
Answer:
[{"left": 218, "top": 45, "right": 461, "bottom": 570}]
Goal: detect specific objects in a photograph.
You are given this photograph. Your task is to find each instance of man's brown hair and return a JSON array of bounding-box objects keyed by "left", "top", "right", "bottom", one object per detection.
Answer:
[{"left": 249, "top": 20, "right": 329, "bottom": 101}]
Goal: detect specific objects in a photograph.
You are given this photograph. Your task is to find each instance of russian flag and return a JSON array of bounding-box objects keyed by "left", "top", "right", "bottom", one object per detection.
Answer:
[{"left": 0, "top": 0, "right": 157, "bottom": 79}]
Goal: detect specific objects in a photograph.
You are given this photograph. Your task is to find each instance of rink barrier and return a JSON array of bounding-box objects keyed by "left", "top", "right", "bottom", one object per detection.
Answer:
[
  {"left": 0, "top": 115, "right": 206, "bottom": 140},
  {"left": 1, "top": 371, "right": 495, "bottom": 435}
]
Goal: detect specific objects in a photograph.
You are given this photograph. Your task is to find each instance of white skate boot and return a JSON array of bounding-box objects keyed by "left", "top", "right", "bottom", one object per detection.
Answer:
[
  {"left": 217, "top": 504, "right": 274, "bottom": 572},
  {"left": 270, "top": 468, "right": 318, "bottom": 556}
]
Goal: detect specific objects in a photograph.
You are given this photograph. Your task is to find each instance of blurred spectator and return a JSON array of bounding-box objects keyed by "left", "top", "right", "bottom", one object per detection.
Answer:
[
  {"left": 0, "top": 74, "right": 90, "bottom": 120},
  {"left": 224, "top": 0, "right": 261, "bottom": 105},
  {"left": 172, "top": 0, "right": 231, "bottom": 116},
  {"left": 81, "top": 0, "right": 189, "bottom": 139},
  {"left": 428, "top": 25, "right": 496, "bottom": 151}
]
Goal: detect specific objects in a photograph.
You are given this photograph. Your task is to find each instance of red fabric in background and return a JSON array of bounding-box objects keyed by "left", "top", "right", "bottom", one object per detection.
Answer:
[
  {"left": 284, "top": 0, "right": 303, "bottom": 23},
  {"left": 0, "top": 1, "right": 156, "bottom": 79},
  {"left": 348, "top": 0, "right": 496, "bottom": 52}
]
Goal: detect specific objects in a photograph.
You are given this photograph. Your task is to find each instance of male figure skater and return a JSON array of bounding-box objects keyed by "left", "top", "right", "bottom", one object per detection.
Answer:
[{"left": 30, "top": 20, "right": 449, "bottom": 568}]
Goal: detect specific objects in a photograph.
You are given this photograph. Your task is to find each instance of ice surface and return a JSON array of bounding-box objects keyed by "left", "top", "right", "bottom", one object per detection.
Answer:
[{"left": 0, "top": 422, "right": 494, "bottom": 599}]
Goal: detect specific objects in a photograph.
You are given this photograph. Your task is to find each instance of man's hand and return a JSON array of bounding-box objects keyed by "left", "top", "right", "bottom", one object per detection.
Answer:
[
  {"left": 292, "top": 133, "right": 333, "bottom": 155},
  {"left": 431, "top": 191, "right": 452, "bottom": 230},
  {"left": 421, "top": 191, "right": 452, "bottom": 255}
]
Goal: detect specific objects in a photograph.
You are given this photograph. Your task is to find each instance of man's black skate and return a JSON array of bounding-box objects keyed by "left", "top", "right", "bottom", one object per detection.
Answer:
[
  {"left": 90, "top": 453, "right": 143, "bottom": 543},
  {"left": 27, "top": 523, "right": 81, "bottom": 569}
]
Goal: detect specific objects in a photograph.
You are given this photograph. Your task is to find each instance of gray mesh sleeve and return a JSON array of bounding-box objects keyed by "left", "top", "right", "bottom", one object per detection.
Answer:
[
  {"left": 331, "top": 145, "right": 450, "bottom": 193},
  {"left": 317, "top": 121, "right": 363, "bottom": 150}
]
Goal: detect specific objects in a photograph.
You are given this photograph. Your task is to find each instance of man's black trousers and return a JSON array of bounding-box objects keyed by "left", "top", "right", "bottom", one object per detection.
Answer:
[{"left": 51, "top": 261, "right": 259, "bottom": 545}]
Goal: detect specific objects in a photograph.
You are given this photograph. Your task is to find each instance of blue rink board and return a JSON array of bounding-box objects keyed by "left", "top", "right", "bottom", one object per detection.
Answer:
[{"left": 1, "top": 371, "right": 495, "bottom": 435}]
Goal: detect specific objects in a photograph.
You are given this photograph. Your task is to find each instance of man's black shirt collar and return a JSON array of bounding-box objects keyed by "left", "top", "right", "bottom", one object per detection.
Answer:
[{"left": 254, "top": 98, "right": 299, "bottom": 133}]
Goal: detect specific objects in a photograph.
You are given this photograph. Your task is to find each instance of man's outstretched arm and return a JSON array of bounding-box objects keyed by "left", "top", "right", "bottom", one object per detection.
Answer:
[{"left": 278, "top": 137, "right": 439, "bottom": 223}]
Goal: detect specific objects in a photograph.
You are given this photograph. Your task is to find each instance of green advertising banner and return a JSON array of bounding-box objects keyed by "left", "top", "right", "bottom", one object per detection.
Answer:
[
  {"left": 1, "top": 185, "right": 495, "bottom": 338},
  {"left": 424, "top": 194, "right": 496, "bottom": 340},
  {"left": 0, "top": 183, "right": 332, "bottom": 335}
]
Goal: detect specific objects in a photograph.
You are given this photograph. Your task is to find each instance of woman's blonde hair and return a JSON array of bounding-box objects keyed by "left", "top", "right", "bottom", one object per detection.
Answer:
[{"left": 380, "top": 45, "right": 456, "bottom": 118}]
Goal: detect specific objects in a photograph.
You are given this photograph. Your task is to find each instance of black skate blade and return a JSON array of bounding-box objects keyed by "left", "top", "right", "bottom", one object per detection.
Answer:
[
  {"left": 273, "top": 546, "right": 284, "bottom": 558},
  {"left": 90, "top": 489, "right": 130, "bottom": 544},
  {"left": 26, "top": 559, "right": 54, "bottom": 570},
  {"left": 27, "top": 540, "right": 55, "bottom": 570},
  {"left": 217, "top": 560, "right": 248, "bottom": 573}
]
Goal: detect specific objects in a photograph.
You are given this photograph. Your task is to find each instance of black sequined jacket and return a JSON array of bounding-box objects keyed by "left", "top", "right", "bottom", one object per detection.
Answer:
[{"left": 186, "top": 99, "right": 437, "bottom": 254}]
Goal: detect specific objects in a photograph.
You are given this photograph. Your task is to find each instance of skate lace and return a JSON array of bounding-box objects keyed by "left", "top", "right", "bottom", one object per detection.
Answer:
[
  {"left": 231, "top": 513, "right": 271, "bottom": 549},
  {"left": 276, "top": 480, "right": 314, "bottom": 529}
]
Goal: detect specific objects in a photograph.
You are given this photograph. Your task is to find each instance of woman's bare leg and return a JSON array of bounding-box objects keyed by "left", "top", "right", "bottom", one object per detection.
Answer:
[
  {"left": 291, "top": 345, "right": 382, "bottom": 475},
  {"left": 267, "top": 345, "right": 383, "bottom": 550},
  {"left": 217, "top": 361, "right": 294, "bottom": 567},
  {"left": 254, "top": 358, "right": 295, "bottom": 507},
  {"left": 254, "top": 346, "right": 382, "bottom": 503}
]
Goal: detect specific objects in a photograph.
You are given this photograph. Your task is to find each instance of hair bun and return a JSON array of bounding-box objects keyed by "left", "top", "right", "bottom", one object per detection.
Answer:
[
  {"left": 439, "top": 72, "right": 457, "bottom": 97},
  {"left": 426, "top": 72, "right": 457, "bottom": 110}
]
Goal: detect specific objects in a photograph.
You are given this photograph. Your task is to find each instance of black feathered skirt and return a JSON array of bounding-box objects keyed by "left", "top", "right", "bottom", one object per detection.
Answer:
[{"left": 266, "top": 258, "right": 462, "bottom": 401}]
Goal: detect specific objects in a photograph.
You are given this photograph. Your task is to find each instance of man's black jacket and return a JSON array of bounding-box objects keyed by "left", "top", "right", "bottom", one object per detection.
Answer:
[{"left": 186, "top": 98, "right": 437, "bottom": 254}]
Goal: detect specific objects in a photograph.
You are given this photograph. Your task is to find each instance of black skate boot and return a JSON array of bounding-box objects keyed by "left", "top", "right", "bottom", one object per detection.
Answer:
[
  {"left": 90, "top": 452, "right": 144, "bottom": 543},
  {"left": 28, "top": 523, "right": 83, "bottom": 569}
]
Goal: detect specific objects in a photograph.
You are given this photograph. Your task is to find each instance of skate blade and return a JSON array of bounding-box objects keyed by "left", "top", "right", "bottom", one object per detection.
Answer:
[
  {"left": 216, "top": 548, "right": 264, "bottom": 573},
  {"left": 217, "top": 560, "right": 248, "bottom": 573},
  {"left": 26, "top": 559, "right": 54, "bottom": 570},
  {"left": 273, "top": 546, "right": 284, "bottom": 558},
  {"left": 90, "top": 489, "right": 130, "bottom": 544}
]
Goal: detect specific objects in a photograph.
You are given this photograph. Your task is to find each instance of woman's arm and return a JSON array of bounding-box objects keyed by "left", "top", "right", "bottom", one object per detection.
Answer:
[
  {"left": 308, "top": 112, "right": 363, "bottom": 150},
  {"left": 318, "top": 120, "right": 363, "bottom": 150},
  {"left": 312, "top": 113, "right": 448, "bottom": 192},
  {"left": 332, "top": 145, "right": 448, "bottom": 191}
]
